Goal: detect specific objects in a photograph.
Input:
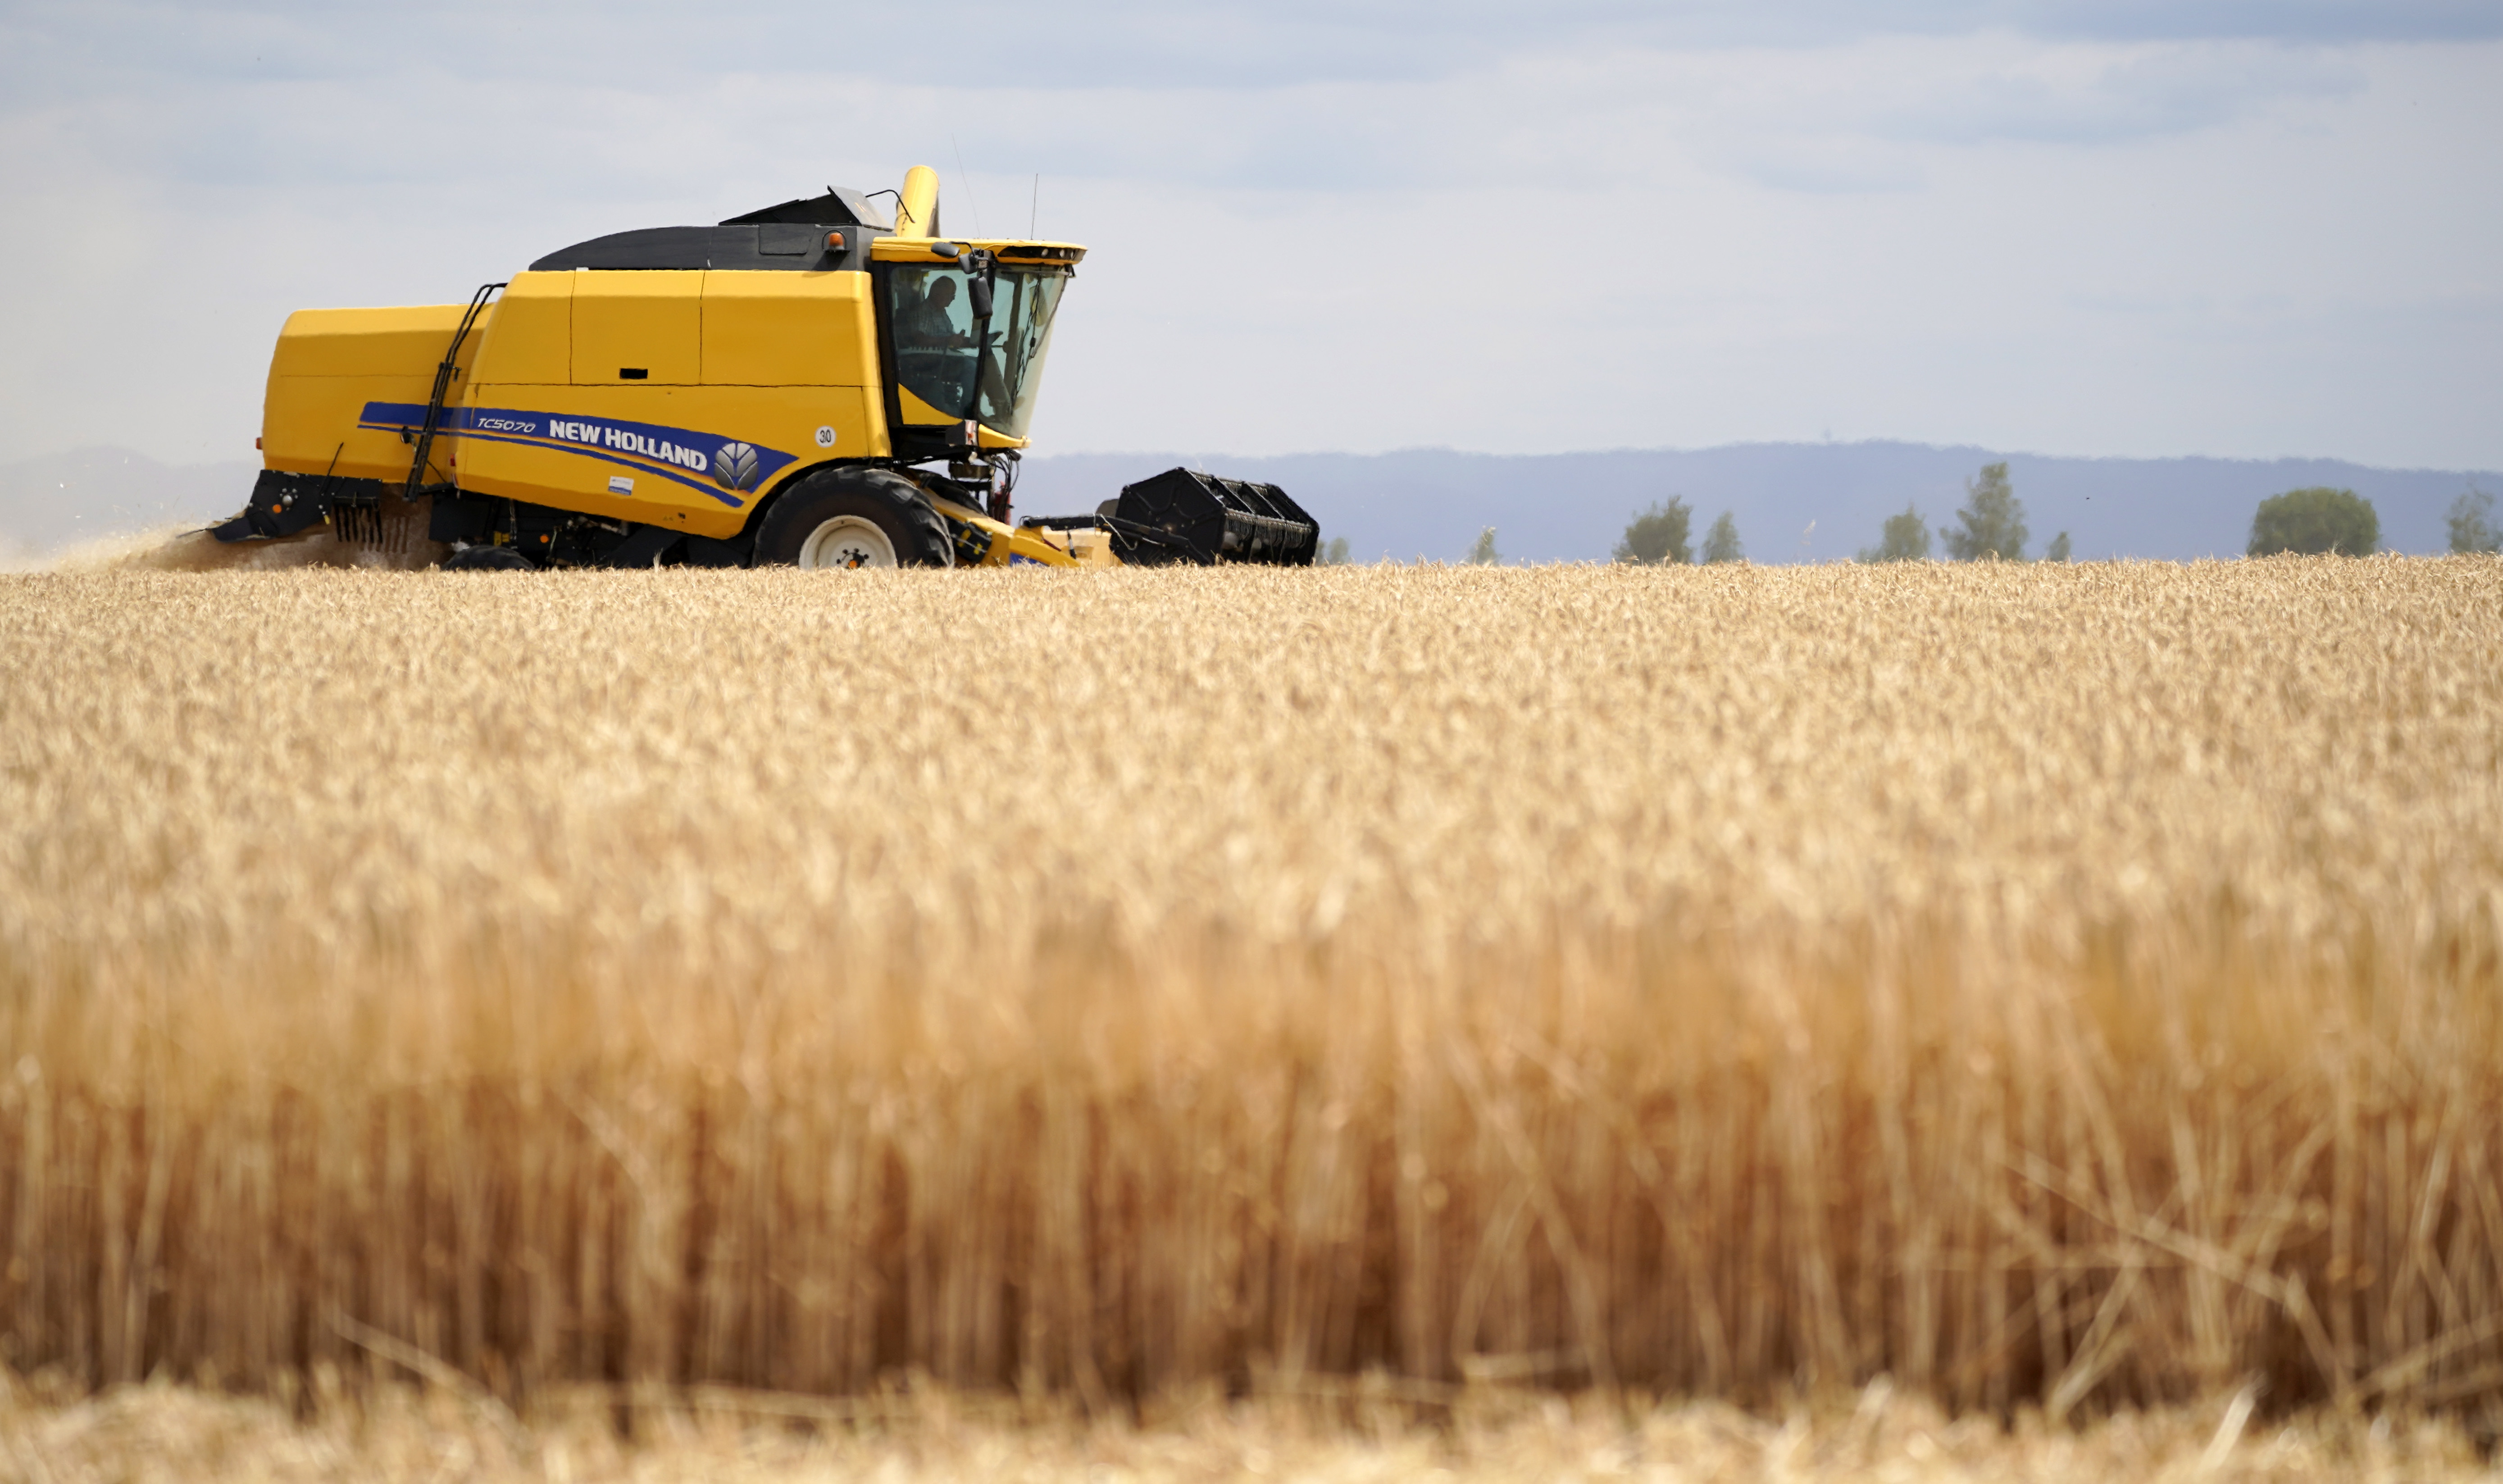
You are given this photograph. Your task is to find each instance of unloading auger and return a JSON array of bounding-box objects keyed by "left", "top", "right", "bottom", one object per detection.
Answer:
[{"left": 214, "top": 165, "right": 1318, "bottom": 571}]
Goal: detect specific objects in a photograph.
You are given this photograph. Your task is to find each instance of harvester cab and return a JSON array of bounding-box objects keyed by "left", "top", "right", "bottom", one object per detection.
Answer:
[{"left": 214, "top": 165, "right": 1318, "bottom": 571}]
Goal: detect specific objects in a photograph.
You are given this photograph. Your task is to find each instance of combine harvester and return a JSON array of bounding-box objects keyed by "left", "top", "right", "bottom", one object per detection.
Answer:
[{"left": 213, "top": 166, "right": 1316, "bottom": 570}]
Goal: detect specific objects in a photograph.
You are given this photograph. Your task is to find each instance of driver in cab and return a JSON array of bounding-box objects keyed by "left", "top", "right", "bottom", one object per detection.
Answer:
[{"left": 900, "top": 275, "right": 971, "bottom": 349}]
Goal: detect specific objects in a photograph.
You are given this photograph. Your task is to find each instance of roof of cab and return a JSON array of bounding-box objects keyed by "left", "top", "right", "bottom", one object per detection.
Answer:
[{"left": 528, "top": 186, "right": 896, "bottom": 273}]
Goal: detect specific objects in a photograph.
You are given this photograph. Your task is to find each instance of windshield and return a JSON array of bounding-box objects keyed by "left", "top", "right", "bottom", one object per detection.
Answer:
[{"left": 887, "top": 263, "right": 1068, "bottom": 440}]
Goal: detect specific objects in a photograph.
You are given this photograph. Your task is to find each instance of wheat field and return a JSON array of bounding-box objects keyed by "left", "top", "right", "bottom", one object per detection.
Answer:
[
  {"left": 6, "top": 1373, "right": 2494, "bottom": 1482},
  {"left": 0, "top": 559, "right": 2498, "bottom": 1442}
]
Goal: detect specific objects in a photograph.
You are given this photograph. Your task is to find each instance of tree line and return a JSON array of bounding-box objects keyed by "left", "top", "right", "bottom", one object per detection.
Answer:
[
  {"left": 1308, "top": 470, "right": 2501, "bottom": 566},
  {"left": 1602, "top": 465, "right": 2503, "bottom": 565},
  {"left": 1606, "top": 463, "right": 2070, "bottom": 567},
  {"left": 1610, "top": 501, "right": 1745, "bottom": 565}
]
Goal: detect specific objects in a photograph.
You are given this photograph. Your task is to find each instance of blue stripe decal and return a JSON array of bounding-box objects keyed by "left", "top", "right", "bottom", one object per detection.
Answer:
[{"left": 358, "top": 401, "right": 799, "bottom": 509}]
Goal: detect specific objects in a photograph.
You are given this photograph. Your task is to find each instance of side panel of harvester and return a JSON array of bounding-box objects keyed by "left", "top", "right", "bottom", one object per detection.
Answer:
[
  {"left": 262, "top": 304, "right": 491, "bottom": 484},
  {"left": 260, "top": 269, "right": 897, "bottom": 542},
  {"left": 427, "top": 270, "right": 892, "bottom": 541}
]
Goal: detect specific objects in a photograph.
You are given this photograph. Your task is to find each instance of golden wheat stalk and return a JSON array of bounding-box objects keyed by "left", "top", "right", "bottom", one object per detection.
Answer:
[{"left": 0, "top": 559, "right": 2496, "bottom": 1416}]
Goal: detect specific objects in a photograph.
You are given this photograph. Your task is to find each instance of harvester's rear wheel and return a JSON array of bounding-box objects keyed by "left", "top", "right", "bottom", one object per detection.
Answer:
[
  {"left": 442, "top": 544, "right": 537, "bottom": 572},
  {"left": 755, "top": 469, "right": 952, "bottom": 570}
]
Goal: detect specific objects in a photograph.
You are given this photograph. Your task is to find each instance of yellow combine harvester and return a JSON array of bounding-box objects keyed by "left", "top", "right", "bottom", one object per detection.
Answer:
[{"left": 214, "top": 165, "right": 1316, "bottom": 570}]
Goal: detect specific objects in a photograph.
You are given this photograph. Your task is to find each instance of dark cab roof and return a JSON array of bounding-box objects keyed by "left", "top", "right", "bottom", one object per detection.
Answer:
[{"left": 527, "top": 187, "right": 896, "bottom": 273}]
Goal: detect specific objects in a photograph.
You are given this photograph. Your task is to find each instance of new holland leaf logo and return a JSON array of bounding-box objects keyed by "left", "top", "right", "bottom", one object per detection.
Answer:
[{"left": 714, "top": 442, "right": 761, "bottom": 492}]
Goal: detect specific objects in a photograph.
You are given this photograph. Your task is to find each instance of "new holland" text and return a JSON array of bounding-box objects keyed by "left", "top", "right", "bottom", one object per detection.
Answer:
[{"left": 546, "top": 420, "right": 710, "bottom": 473}]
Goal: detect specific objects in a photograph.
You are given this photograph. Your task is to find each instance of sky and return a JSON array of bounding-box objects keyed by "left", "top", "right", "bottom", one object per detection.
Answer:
[{"left": 1, "top": 1, "right": 2498, "bottom": 470}]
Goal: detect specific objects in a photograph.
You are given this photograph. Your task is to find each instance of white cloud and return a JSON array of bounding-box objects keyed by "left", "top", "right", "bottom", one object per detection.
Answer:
[
  {"left": 0, "top": 3, "right": 2494, "bottom": 471},
  {"left": 1876, "top": 41, "right": 2367, "bottom": 145}
]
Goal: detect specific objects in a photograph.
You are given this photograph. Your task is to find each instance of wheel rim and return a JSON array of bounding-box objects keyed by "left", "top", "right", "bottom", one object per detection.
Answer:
[{"left": 796, "top": 516, "right": 898, "bottom": 570}]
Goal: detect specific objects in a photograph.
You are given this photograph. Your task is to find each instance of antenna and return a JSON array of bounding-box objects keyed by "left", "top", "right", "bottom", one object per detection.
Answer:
[
  {"left": 951, "top": 136, "right": 982, "bottom": 237},
  {"left": 1030, "top": 174, "right": 1039, "bottom": 239}
]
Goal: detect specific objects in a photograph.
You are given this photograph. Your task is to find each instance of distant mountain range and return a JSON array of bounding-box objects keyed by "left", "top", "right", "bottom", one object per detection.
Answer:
[
  {"left": 5, "top": 442, "right": 2494, "bottom": 565},
  {"left": 1017, "top": 444, "right": 2501, "bottom": 564}
]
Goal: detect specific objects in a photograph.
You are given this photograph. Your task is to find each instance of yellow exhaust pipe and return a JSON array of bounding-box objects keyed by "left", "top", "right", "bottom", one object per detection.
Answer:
[{"left": 896, "top": 165, "right": 940, "bottom": 239}]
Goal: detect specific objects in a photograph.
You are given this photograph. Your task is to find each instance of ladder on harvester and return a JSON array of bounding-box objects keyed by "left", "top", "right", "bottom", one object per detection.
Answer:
[{"left": 333, "top": 280, "right": 505, "bottom": 546}]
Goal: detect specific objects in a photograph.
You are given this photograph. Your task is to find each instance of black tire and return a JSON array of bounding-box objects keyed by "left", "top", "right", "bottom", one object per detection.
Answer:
[
  {"left": 753, "top": 468, "right": 953, "bottom": 569},
  {"left": 441, "top": 544, "right": 537, "bottom": 572}
]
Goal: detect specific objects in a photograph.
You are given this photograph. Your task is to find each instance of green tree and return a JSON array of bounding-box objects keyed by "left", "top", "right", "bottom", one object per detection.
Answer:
[
  {"left": 2248, "top": 487, "right": 2378, "bottom": 556},
  {"left": 2044, "top": 531, "right": 2072, "bottom": 562},
  {"left": 1701, "top": 511, "right": 1744, "bottom": 564},
  {"left": 2447, "top": 488, "right": 2500, "bottom": 554},
  {"left": 1320, "top": 535, "right": 1351, "bottom": 564},
  {"left": 1613, "top": 498, "right": 1693, "bottom": 564},
  {"left": 1858, "top": 503, "right": 1932, "bottom": 563},
  {"left": 1467, "top": 527, "right": 1501, "bottom": 565},
  {"left": 1942, "top": 462, "right": 2028, "bottom": 561}
]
